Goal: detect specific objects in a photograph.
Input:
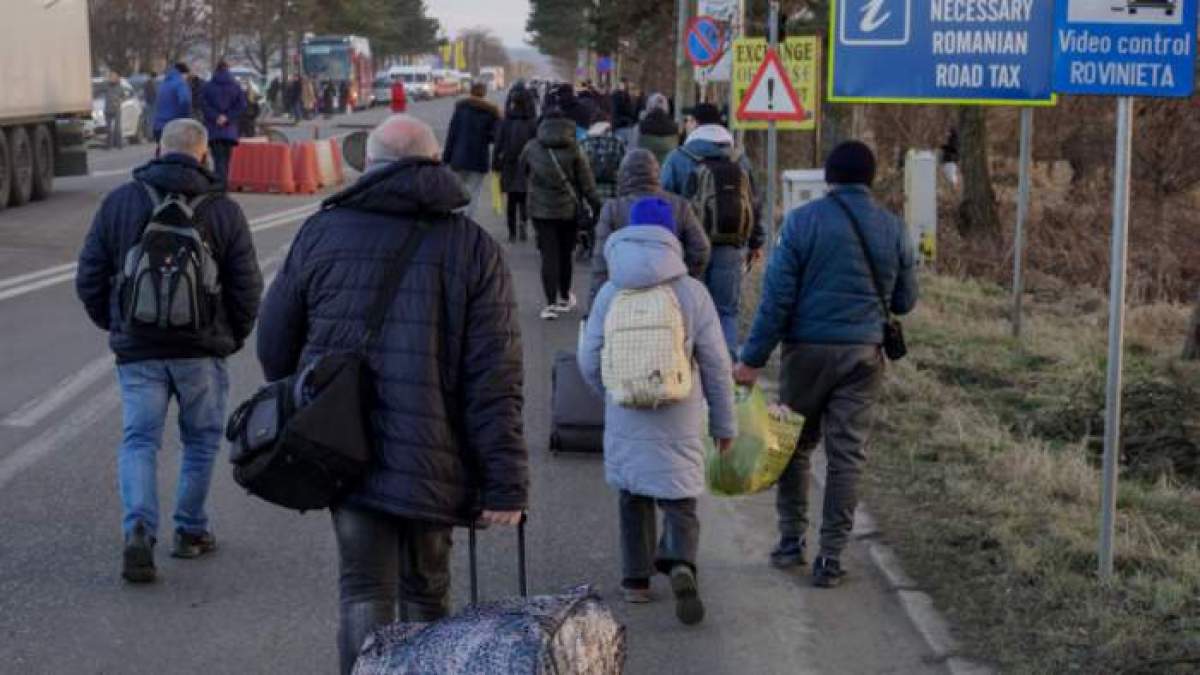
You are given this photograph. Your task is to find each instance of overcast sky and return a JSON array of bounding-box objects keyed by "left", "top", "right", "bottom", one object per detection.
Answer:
[{"left": 425, "top": 0, "right": 532, "bottom": 48}]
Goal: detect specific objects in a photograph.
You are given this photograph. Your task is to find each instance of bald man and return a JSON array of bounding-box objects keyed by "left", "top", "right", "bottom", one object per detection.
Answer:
[
  {"left": 256, "top": 115, "right": 529, "bottom": 674},
  {"left": 76, "top": 118, "right": 263, "bottom": 584}
]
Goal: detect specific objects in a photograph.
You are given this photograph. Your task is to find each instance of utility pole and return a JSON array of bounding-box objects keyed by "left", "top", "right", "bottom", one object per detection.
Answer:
[
  {"left": 675, "top": 0, "right": 690, "bottom": 126},
  {"left": 765, "top": 0, "right": 780, "bottom": 251}
]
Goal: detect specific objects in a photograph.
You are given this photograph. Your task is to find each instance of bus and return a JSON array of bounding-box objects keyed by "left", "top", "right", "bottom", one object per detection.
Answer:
[{"left": 301, "top": 35, "right": 373, "bottom": 112}]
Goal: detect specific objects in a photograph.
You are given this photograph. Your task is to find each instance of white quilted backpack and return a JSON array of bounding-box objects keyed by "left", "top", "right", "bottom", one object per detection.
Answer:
[{"left": 601, "top": 284, "right": 694, "bottom": 408}]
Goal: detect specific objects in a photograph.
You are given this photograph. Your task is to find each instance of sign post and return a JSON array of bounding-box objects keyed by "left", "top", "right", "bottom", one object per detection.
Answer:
[
  {"left": 767, "top": 1, "right": 779, "bottom": 251},
  {"left": 1012, "top": 108, "right": 1033, "bottom": 339},
  {"left": 1051, "top": 0, "right": 1197, "bottom": 579}
]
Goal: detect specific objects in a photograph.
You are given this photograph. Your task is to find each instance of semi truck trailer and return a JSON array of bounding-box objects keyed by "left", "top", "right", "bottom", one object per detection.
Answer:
[{"left": 0, "top": 0, "right": 92, "bottom": 210}]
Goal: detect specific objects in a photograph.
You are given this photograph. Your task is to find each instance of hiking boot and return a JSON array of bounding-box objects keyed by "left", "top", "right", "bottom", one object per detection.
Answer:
[
  {"left": 540, "top": 306, "right": 559, "bottom": 320},
  {"left": 769, "top": 536, "right": 807, "bottom": 569},
  {"left": 621, "top": 579, "right": 655, "bottom": 604},
  {"left": 812, "top": 556, "right": 846, "bottom": 588},
  {"left": 121, "top": 523, "right": 156, "bottom": 584},
  {"left": 669, "top": 566, "right": 705, "bottom": 625},
  {"left": 171, "top": 530, "right": 217, "bottom": 559}
]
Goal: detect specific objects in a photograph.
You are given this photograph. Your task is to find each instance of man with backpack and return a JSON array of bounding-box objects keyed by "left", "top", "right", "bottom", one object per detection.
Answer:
[
  {"left": 735, "top": 141, "right": 918, "bottom": 588},
  {"left": 579, "top": 196, "right": 736, "bottom": 626},
  {"left": 75, "top": 118, "right": 263, "bottom": 584},
  {"left": 660, "top": 103, "right": 764, "bottom": 356}
]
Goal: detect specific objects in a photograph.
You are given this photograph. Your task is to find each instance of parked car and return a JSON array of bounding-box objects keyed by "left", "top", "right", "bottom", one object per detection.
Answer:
[{"left": 87, "top": 77, "right": 145, "bottom": 143}]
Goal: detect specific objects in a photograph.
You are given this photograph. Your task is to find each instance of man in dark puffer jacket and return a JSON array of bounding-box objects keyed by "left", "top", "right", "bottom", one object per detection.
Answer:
[
  {"left": 76, "top": 118, "right": 263, "bottom": 583},
  {"left": 256, "top": 114, "right": 528, "bottom": 675}
]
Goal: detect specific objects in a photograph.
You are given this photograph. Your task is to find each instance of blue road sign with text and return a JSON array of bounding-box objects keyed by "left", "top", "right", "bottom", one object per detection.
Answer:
[
  {"left": 1052, "top": 0, "right": 1197, "bottom": 97},
  {"left": 830, "top": 0, "right": 1057, "bottom": 104}
]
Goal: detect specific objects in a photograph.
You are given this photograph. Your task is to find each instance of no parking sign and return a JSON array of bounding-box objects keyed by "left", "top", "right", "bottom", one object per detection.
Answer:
[{"left": 686, "top": 16, "right": 725, "bottom": 67}]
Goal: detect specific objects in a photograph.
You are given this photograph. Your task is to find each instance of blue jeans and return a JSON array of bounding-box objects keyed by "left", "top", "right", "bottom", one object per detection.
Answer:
[
  {"left": 116, "top": 358, "right": 229, "bottom": 539},
  {"left": 704, "top": 245, "right": 744, "bottom": 356}
]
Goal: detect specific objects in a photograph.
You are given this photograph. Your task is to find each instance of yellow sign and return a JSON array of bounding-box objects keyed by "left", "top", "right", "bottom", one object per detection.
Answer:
[
  {"left": 732, "top": 37, "right": 819, "bottom": 131},
  {"left": 455, "top": 39, "right": 467, "bottom": 71},
  {"left": 440, "top": 42, "right": 452, "bottom": 66}
]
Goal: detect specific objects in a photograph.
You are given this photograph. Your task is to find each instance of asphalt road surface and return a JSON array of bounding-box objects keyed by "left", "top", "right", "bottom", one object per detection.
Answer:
[{"left": 0, "top": 95, "right": 943, "bottom": 674}]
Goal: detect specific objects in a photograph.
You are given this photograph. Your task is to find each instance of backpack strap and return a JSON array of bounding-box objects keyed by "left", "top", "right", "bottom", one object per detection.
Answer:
[
  {"left": 357, "top": 220, "right": 433, "bottom": 351},
  {"left": 829, "top": 193, "right": 891, "bottom": 321}
]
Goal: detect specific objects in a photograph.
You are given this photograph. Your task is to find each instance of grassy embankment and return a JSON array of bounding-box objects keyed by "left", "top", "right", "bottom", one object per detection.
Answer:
[{"left": 744, "top": 269, "right": 1200, "bottom": 672}]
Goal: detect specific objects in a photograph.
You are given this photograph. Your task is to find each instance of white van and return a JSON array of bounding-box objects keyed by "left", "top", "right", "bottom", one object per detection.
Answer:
[{"left": 387, "top": 66, "right": 435, "bottom": 100}]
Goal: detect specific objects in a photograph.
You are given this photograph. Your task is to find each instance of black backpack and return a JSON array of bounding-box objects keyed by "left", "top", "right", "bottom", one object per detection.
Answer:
[
  {"left": 225, "top": 220, "right": 432, "bottom": 512},
  {"left": 120, "top": 183, "right": 219, "bottom": 334},
  {"left": 682, "top": 149, "right": 754, "bottom": 247}
]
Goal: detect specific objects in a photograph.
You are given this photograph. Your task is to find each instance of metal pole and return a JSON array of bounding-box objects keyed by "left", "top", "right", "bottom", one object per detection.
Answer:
[
  {"left": 1012, "top": 108, "right": 1033, "bottom": 339},
  {"left": 675, "top": 0, "right": 689, "bottom": 127},
  {"left": 765, "top": 0, "right": 780, "bottom": 251},
  {"left": 734, "top": 0, "right": 747, "bottom": 149},
  {"left": 1098, "top": 96, "right": 1134, "bottom": 580}
]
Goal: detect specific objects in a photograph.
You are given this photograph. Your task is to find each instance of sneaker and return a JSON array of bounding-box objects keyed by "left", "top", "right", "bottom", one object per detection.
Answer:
[
  {"left": 812, "top": 556, "right": 846, "bottom": 588},
  {"left": 171, "top": 530, "right": 217, "bottom": 559},
  {"left": 621, "top": 579, "right": 655, "bottom": 604},
  {"left": 121, "top": 523, "right": 156, "bottom": 584},
  {"left": 669, "top": 566, "right": 705, "bottom": 625},
  {"left": 554, "top": 292, "right": 578, "bottom": 314},
  {"left": 540, "top": 306, "right": 559, "bottom": 320},
  {"left": 769, "top": 536, "right": 807, "bottom": 569}
]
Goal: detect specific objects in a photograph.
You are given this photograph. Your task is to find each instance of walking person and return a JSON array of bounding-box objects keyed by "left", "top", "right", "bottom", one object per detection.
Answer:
[
  {"left": 237, "top": 82, "right": 261, "bottom": 139},
  {"left": 389, "top": 77, "right": 407, "bottom": 113},
  {"left": 255, "top": 114, "right": 528, "bottom": 675},
  {"left": 589, "top": 149, "right": 710, "bottom": 307},
  {"left": 152, "top": 64, "right": 193, "bottom": 143},
  {"left": 492, "top": 85, "right": 538, "bottom": 243},
  {"left": 611, "top": 78, "right": 638, "bottom": 148},
  {"left": 520, "top": 109, "right": 601, "bottom": 320},
  {"left": 661, "top": 102, "right": 764, "bottom": 357},
  {"left": 75, "top": 118, "right": 263, "bottom": 584},
  {"left": 578, "top": 197, "right": 736, "bottom": 625},
  {"left": 636, "top": 93, "right": 679, "bottom": 166},
  {"left": 579, "top": 119, "right": 626, "bottom": 202},
  {"left": 142, "top": 70, "right": 158, "bottom": 142},
  {"left": 286, "top": 75, "right": 303, "bottom": 123},
  {"left": 735, "top": 141, "right": 918, "bottom": 588},
  {"left": 443, "top": 82, "right": 501, "bottom": 220},
  {"left": 104, "top": 71, "right": 124, "bottom": 149},
  {"left": 199, "top": 61, "right": 247, "bottom": 185}
]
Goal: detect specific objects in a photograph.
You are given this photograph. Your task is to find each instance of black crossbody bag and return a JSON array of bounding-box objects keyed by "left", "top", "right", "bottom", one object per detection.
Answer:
[
  {"left": 829, "top": 194, "right": 908, "bottom": 361},
  {"left": 547, "top": 147, "right": 594, "bottom": 231},
  {"left": 225, "top": 221, "right": 432, "bottom": 512}
]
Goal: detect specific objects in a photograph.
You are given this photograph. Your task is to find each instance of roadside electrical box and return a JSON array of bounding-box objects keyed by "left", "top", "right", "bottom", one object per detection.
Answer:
[{"left": 904, "top": 150, "right": 938, "bottom": 266}]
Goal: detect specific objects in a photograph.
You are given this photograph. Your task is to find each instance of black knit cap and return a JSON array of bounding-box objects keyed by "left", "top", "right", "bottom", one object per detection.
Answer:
[
  {"left": 824, "top": 141, "right": 877, "bottom": 186},
  {"left": 685, "top": 103, "right": 723, "bottom": 126}
]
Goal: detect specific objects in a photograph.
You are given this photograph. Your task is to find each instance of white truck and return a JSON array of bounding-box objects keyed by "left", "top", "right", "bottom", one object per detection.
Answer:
[{"left": 0, "top": 0, "right": 92, "bottom": 210}]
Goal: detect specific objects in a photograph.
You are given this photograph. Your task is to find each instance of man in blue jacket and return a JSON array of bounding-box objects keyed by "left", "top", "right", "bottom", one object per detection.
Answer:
[
  {"left": 200, "top": 61, "right": 247, "bottom": 184},
  {"left": 76, "top": 118, "right": 263, "bottom": 584},
  {"left": 735, "top": 141, "right": 918, "bottom": 588},
  {"left": 152, "top": 63, "right": 194, "bottom": 142},
  {"left": 660, "top": 103, "right": 764, "bottom": 356}
]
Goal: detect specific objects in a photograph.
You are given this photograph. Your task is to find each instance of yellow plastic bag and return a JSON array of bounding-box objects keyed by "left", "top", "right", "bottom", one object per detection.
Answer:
[
  {"left": 490, "top": 172, "right": 504, "bottom": 217},
  {"left": 705, "top": 387, "right": 803, "bottom": 497}
]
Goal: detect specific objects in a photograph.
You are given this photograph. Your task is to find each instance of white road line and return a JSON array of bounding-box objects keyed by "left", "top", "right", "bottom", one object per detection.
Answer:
[
  {"left": 0, "top": 202, "right": 318, "bottom": 303},
  {"left": 0, "top": 356, "right": 114, "bottom": 428},
  {"left": 0, "top": 386, "right": 121, "bottom": 491},
  {"left": 89, "top": 167, "right": 135, "bottom": 178}
]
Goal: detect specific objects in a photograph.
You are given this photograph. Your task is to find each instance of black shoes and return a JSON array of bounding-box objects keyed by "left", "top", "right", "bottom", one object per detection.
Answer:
[
  {"left": 812, "top": 556, "right": 846, "bottom": 588},
  {"left": 122, "top": 522, "right": 156, "bottom": 584},
  {"left": 669, "top": 566, "right": 705, "bottom": 625},
  {"left": 769, "top": 536, "right": 807, "bottom": 569},
  {"left": 171, "top": 529, "right": 217, "bottom": 559}
]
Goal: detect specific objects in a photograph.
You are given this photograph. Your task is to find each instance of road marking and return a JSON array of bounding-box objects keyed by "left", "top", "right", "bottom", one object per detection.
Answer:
[
  {"left": 0, "top": 202, "right": 318, "bottom": 303},
  {"left": 89, "top": 167, "right": 135, "bottom": 178},
  {"left": 0, "top": 356, "right": 113, "bottom": 428},
  {"left": 0, "top": 386, "right": 121, "bottom": 491}
]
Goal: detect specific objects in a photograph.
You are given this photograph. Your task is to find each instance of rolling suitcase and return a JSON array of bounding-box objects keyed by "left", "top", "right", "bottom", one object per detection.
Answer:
[
  {"left": 353, "top": 516, "right": 627, "bottom": 675},
  {"left": 549, "top": 350, "right": 605, "bottom": 453}
]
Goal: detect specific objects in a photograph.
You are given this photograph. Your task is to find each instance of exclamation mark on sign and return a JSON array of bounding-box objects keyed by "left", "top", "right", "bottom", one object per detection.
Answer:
[{"left": 767, "top": 77, "right": 775, "bottom": 110}]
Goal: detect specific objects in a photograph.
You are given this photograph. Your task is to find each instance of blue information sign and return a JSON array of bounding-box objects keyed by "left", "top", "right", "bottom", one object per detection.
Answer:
[
  {"left": 1052, "top": 0, "right": 1196, "bottom": 97},
  {"left": 830, "top": 0, "right": 1056, "bottom": 104}
]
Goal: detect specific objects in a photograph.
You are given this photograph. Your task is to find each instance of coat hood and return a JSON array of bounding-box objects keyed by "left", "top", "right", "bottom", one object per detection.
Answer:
[
  {"left": 639, "top": 109, "right": 678, "bottom": 137},
  {"left": 685, "top": 124, "right": 734, "bottom": 148},
  {"left": 323, "top": 158, "right": 469, "bottom": 216},
  {"left": 682, "top": 137, "right": 734, "bottom": 160},
  {"left": 617, "top": 149, "right": 661, "bottom": 196},
  {"left": 604, "top": 225, "right": 687, "bottom": 290},
  {"left": 458, "top": 95, "right": 501, "bottom": 117},
  {"left": 210, "top": 67, "right": 237, "bottom": 87},
  {"left": 537, "top": 117, "right": 577, "bottom": 148},
  {"left": 132, "top": 153, "right": 223, "bottom": 196}
]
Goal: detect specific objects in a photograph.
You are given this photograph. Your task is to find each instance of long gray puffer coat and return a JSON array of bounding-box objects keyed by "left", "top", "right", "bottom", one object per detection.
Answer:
[
  {"left": 589, "top": 149, "right": 711, "bottom": 307},
  {"left": 257, "top": 158, "right": 529, "bottom": 525},
  {"left": 579, "top": 226, "right": 736, "bottom": 500},
  {"left": 519, "top": 116, "right": 601, "bottom": 221}
]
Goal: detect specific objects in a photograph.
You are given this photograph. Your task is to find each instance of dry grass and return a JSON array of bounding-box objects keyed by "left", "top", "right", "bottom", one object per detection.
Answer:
[{"left": 858, "top": 273, "right": 1200, "bottom": 672}]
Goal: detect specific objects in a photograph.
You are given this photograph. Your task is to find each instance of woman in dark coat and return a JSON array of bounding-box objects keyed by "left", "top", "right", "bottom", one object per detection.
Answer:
[
  {"left": 492, "top": 86, "right": 539, "bottom": 242},
  {"left": 636, "top": 92, "right": 679, "bottom": 166}
]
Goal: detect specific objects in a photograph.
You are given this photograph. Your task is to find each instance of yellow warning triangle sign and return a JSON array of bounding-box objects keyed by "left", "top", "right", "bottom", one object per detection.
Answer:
[{"left": 736, "top": 48, "right": 806, "bottom": 122}]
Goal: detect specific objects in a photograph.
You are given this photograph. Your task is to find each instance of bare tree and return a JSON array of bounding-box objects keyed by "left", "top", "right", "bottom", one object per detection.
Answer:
[{"left": 957, "top": 107, "right": 1001, "bottom": 237}]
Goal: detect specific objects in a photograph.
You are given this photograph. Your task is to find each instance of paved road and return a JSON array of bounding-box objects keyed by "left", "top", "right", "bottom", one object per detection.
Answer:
[{"left": 0, "top": 95, "right": 942, "bottom": 674}]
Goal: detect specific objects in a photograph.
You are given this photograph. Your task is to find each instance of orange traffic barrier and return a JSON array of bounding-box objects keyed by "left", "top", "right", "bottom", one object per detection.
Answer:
[
  {"left": 291, "top": 141, "right": 320, "bottom": 194},
  {"left": 228, "top": 142, "right": 295, "bottom": 194},
  {"left": 313, "top": 140, "right": 339, "bottom": 189},
  {"left": 329, "top": 138, "right": 346, "bottom": 185}
]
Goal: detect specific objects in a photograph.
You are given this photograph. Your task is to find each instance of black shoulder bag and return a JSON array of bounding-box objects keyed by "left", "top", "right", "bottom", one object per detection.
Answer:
[
  {"left": 547, "top": 146, "right": 594, "bottom": 231},
  {"left": 829, "top": 194, "right": 908, "bottom": 361},
  {"left": 225, "top": 221, "right": 431, "bottom": 512}
]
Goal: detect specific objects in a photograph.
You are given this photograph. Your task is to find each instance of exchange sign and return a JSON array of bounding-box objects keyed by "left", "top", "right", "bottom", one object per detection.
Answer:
[{"left": 732, "top": 37, "right": 819, "bottom": 131}]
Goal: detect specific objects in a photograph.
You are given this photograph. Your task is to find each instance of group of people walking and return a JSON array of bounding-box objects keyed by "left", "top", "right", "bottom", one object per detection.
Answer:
[{"left": 75, "top": 72, "right": 918, "bottom": 673}]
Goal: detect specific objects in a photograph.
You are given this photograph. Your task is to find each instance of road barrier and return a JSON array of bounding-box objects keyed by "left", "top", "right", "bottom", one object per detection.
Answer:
[
  {"left": 228, "top": 142, "right": 296, "bottom": 194},
  {"left": 291, "top": 141, "right": 320, "bottom": 194},
  {"left": 312, "top": 139, "right": 342, "bottom": 189}
]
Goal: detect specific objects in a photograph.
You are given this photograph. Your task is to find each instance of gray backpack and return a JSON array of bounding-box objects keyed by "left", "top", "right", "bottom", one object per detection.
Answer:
[{"left": 120, "top": 183, "right": 219, "bottom": 334}]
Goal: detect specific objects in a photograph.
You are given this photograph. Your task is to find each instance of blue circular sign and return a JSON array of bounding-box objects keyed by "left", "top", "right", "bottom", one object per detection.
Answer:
[{"left": 686, "top": 16, "right": 724, "bottom": 67}]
